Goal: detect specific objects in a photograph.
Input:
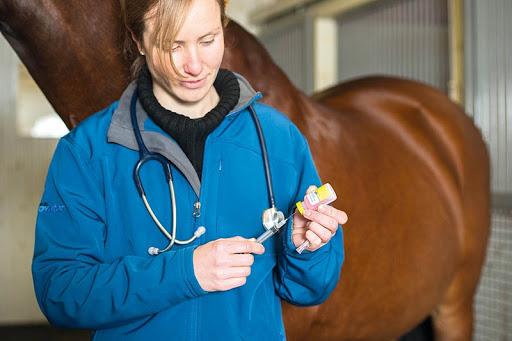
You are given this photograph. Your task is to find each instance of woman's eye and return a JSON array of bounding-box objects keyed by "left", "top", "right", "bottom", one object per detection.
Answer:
[
  {"left": 201, "top": 39, "right": 214, "bottom": 46},
  {"left": 171, "top": 45, "right": 181, "bottom": 52}
]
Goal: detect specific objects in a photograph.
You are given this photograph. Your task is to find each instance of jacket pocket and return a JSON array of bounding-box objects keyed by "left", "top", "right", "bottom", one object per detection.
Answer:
[{"left": 237, "top": 254, "right": 283, "bottom": 340}]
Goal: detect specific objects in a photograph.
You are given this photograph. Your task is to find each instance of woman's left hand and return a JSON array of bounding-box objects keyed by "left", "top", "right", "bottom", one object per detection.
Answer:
[{"left": 292, "top": 185, "right": 348, "bottom": 252}]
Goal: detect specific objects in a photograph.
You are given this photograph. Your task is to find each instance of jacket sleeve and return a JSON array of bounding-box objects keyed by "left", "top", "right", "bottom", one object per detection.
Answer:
[
  {"left": 32, "top": 137, "right": 207, "bottom": 329},
  {"left": 273, "top": 135, "right": 345, "bottom": 306}
]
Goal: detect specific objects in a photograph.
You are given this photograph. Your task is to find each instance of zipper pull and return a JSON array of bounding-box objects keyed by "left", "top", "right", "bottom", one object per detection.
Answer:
[{"left": 193, "top": 201, "right": 201, "bottom": 218}]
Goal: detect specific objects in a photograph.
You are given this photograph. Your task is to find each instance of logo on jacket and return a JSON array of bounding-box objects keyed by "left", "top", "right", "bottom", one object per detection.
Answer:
[{"left": 38, "top": 202, "right": 65, "bottom": 213}]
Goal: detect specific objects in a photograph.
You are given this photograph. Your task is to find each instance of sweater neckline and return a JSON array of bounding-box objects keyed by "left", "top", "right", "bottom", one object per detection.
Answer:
[{"left": 137, "top": 64, "right": 241, "bottom": 130}]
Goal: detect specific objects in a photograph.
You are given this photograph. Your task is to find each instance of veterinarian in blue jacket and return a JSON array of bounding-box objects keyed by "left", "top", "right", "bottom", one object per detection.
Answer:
[{"left": 32, "top": 0, "right": 347, "bottom": 339}]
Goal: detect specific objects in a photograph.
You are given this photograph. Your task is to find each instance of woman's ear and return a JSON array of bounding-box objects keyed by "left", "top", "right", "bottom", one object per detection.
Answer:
[{"left": 129, "top": 29, "right": 145, "bottom": 55}]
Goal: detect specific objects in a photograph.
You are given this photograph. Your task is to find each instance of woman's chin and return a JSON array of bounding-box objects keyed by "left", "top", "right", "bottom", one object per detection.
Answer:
[
  {"left": 177, "top": 92, "right": 207, "bottom": 104},
  {"left": 175, "top": 86, "right": 214, "bottom": 104}
]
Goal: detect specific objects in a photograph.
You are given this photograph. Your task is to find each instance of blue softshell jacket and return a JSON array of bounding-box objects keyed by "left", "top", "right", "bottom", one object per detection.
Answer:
[{"left": 32, "top": 73, "right": 344, "bottom": 340}]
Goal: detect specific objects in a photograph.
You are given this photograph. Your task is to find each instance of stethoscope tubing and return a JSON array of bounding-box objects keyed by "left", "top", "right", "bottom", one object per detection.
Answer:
[
  {"left": 130, "top": 88, "right": 278, "bottom": 255},
  {"left": 248, "top": 105, "right": 276, "bottom": 210}
]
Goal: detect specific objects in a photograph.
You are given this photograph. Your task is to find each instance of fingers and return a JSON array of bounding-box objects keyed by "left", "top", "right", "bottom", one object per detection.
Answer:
[
  {"left": 228, "top": 253, "right": 255, "bottom": 267},
  {"left": 303, "top": 208, "right": 339, "bottom": 233},
  {"left": 221, "top": 277, "right": 248, "bottom": 290},
  {"left": 292, "top": 207, "right": 309, "bottom": 229},
  {"left": 305, "top": 229, "right": 324, "bottom": 249},
  {"left": 220, "top": 266, "right": 252, "bottom": 279},
  {"left": 304, "top": 205, "right": 348, "bottom": 229},
  {"left": 318, "top": 204, "right": 349, "bottom": 225},
  {"left": 207, "top": 262, "right": 251, "bottom": 284},
  {"left": 339, "top": 211, "right": 348, "bottom": 225},
  {"left": 305, "top": 221, "right": 334, "bottom": 243},
  {"left": 195, "top": 237, "right": 266, "bottom": 292},
  {"left": 219, "top": 237, "right": 265, "bottom": 255},
  {"left": 212, "top": 238, "right": 261, "bottom": 267},
  {"left": 297, "top": 203, "right": 348, "bottom": 250},
  {"left": 303, "top": 184, "right": 348, "bottom": 225}
]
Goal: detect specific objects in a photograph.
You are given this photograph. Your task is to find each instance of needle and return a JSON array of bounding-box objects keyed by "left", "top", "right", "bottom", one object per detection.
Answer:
[
  {"left": 256, "top": 212, "right": 296, "bottom": 243},
  {"left": 255, "top": 211, "right": 312, "bottom": 254}
]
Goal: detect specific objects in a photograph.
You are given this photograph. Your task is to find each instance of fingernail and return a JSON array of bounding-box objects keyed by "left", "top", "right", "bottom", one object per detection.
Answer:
[
  {"left": 304, "top": 210, "right": 311, "bottom": 217},
  {"left": 318, "top": 204, "right": 326, "bottom": 213}
]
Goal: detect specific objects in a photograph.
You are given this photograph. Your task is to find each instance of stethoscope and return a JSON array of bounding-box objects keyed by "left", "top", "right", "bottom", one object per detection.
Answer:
[{"left": 130, "top": 90, "right": 285, "bottom": 256}]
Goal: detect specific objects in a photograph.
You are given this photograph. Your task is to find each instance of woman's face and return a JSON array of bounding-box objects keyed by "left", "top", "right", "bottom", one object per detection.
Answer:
[{"left": 140, "top": 0, "right": 225, "bottom": 107}]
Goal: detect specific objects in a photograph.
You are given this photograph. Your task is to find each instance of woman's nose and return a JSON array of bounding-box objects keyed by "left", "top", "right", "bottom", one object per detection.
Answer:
[{"left": 182, "top": 47, "right": 202, "bottom": 76}]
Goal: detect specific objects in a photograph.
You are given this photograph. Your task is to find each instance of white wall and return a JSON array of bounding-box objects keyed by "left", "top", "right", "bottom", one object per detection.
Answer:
[
  {"left": 0, "top": 36, "right": 55, "bottom": 324},
  {"left": 226, "top": 0, "right": 277, "bottom": 34},
  {"left": 236, "top": 0, "right": 339, "bottom": 93}
]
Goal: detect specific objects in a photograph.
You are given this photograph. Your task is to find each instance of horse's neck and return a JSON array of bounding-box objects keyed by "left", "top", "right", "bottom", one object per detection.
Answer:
[{"left": 1, "top": 1, "right": 130, "bottom": 126}]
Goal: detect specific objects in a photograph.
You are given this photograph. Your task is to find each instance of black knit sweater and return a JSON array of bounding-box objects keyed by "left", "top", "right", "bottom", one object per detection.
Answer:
[{"left": 137, "top": 65, "right": 240, "bottom": 179}]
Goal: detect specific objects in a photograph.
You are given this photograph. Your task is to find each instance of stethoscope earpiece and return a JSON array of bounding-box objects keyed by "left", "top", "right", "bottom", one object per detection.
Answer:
[
  {"left": 147, "top": 225, "right": 206, "bottom": 256},
  {"left": 148, "top": 246, "right": 160, "bottom": 256}
]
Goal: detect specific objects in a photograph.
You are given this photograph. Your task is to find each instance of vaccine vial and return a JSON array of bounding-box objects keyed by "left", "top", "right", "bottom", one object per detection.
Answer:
[{"left": 296, "top": 183, "right": 337, "bottom": 215}]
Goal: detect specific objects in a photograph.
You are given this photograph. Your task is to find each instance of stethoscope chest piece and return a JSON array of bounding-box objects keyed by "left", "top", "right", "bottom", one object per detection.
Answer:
[{"left": 262, "top": 207, "right": 284, "bottom": 230}]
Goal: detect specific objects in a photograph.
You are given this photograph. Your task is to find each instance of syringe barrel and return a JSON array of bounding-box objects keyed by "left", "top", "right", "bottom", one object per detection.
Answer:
[
  {"left": 256, "top": 229, "right": 275, "bottom": 243},
  {"left": 296, "top": 240, "right": 310, "bottom": 254}
]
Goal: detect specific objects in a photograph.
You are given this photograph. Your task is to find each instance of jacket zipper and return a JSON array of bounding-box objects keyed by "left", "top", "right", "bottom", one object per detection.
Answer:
[
  {"left": 190, "top": 197, "right": 200, "bottom": 341},
  {"left": 193, "top": 201, "right": 201, "bottom": 218}
]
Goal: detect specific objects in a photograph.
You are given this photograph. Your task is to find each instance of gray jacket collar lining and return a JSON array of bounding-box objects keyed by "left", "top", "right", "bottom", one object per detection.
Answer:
[{"left": 107, "top": 72, "right": 259, "bottom": 197}]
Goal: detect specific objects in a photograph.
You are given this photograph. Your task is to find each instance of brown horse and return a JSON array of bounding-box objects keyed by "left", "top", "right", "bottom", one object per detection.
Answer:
[{"left": 0, "top": 1, "right": 490, "bottom": 340}]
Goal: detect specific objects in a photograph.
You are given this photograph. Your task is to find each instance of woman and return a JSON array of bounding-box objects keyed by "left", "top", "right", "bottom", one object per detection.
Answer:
[{"left": 32, "top": 0, "right": 348, "bottom": 339}]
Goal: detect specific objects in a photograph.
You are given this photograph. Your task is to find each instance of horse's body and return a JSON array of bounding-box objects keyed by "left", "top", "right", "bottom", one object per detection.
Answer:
[{"left": 0, "top": 1, "right": 490, "bottom": 340}]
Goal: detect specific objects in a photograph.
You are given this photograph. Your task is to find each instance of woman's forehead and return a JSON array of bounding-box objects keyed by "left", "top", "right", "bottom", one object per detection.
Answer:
[{"left": 144, "top": 0, "right": 222, "bottom": 41}]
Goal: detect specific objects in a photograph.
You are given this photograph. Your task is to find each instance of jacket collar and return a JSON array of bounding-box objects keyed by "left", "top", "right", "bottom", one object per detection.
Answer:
[{"left": 107, "top": 72, "right": 261, "bottom": 196}]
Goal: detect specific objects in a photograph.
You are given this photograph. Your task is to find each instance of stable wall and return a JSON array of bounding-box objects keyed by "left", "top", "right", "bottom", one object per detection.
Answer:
[{"left": 0, "top": 36, "right": 54, "bottom": 324}]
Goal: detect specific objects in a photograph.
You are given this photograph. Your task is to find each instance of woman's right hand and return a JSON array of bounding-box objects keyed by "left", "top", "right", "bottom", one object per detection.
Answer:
[{"left": 193, "top": 236, "right": 265, "bottom": 292}]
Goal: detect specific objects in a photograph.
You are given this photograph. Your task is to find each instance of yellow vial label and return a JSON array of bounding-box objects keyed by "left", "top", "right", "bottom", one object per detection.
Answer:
[
  {"left": 316, "top": 184, "right": 331, "bottom": 201},
  {"left": 296, "top": 201, "right": 305, "bottom": 215}
]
